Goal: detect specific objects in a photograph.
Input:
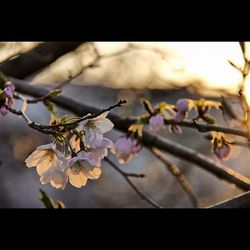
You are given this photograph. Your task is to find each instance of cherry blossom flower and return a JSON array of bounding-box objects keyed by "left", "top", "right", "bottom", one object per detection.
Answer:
[
  {"left": 112, "top": 136, "right": 142, "bottom": 164},
  {"left": 70, "top": 134, "right": 81, "bottom": 152},
  {"left": 85, "top": 137, "right": 113, "bottom": 165},
  {"left": 148, "top": 114, "right": 164, "bottom": 132},
  {"left": 67, "top": 152, "right": 102, "bottom": 188},
  {"left": 40, "top": 163, "right": 68, "bottom": 189},
  {"left": 79, "top": 112, "right": 114, "bottom": 148},
  {"left": 25, "top": 143, "right": 64, "bottom": 176}
]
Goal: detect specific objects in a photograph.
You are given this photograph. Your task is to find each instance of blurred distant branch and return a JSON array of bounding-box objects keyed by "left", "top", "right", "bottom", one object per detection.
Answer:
[
  {"left": 55, "top": 42, "right": 171, "bottom": 87},
  {"left": 208, "top": 191, "right": 250, "bottom": 208},
  {"left": 149, "top": 147, "right": 199, "bottom": 208},
  {"left": 11, "top": 77, "right": 250, "bottom": 191},
  {"left": 0, "top": 42, "right": 83, "bottom": 79},
  {"left": 105, "top": 158, "right": 161, "bottom": 208}
]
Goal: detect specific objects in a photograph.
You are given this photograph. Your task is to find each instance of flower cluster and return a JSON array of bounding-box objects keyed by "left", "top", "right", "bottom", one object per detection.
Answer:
[
  {"left": 25, "top": 112, "right": 114, "bottom": 189},
  {"left": 0, "top": 81, "right": 15, "bottom": 115}
]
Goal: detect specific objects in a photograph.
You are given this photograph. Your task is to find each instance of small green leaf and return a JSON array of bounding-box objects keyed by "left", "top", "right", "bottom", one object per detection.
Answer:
[
  {"left": 0, "top": 89, "right": 5, "bottom": 99},
  {"left": 39, "top": 189, "right": 54, "bottom": 208},
  {"left": 60, "top": 115, "right": 79, "bottom": 124},
  {"left": 202, "top": 114, "right": 216, "bottom": 124},
  {"left": 47, "top": 89, "right": 63, "bottom": 98},
  {"left": 39, "top": 189, "right": 65, "bottom": 209},
  {"left": 44, "top": 100, "right": 56, "bottom": 114},
  {"left": 0, "top": 72, "right": 7, "bottom": 89}
]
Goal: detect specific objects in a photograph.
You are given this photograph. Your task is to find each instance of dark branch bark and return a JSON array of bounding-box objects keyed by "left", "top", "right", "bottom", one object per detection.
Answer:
[
  {"left": 11, "top": 78, "right": 250, "bottom": 191},
  {"left": 208, "top": 191, "right": 250, "bottom": 208},
  {"left": 0, "top": 42, "right": 83, "bottom": 79}
]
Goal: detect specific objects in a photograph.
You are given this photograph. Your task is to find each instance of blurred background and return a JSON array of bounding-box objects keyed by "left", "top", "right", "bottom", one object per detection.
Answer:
[{"left": 0, "top": 41, "right": 249, "bottom": 208}]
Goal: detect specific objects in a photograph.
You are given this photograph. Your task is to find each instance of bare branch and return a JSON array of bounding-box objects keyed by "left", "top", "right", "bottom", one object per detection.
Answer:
[
  {"left": 0, "top": 42, "right": 83, "bottom": 79},
  {"left": 208, "top": 191, "right": 250, "bottom": 208},
  {"left": 105, "top": 158, "right": 162, "bottom": 208},
  {"left": 149, "top": 147, "right": 199, "bottom": 208}
]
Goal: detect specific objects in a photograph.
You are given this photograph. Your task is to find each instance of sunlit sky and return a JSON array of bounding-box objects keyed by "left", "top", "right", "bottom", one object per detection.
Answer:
[
  {"left": 93, "top": 42, "right": 250, "bottom": 99},
  {"left": 1, "top": 42, "right": 250, "bottom": 100}
]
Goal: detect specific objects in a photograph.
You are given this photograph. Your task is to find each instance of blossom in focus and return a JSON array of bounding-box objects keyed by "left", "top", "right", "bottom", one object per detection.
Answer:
[
  {"left": 85, "top": 137, "right": 113, "bottom": 165},
  {"left": 67, "top": 152, "right": 102, "bottom": 188},
  {"left": 40, "top": 163, "right": 68, "bottom": 189},
  {"left": 79, "top": 112, "right": 114, "bottom": 148},
  {"left": 112, "top": 136, "right": 142, "bottom": 164},
  {"left": 25, "top": 143, "right": 64, "bottom": 176},
  {"left": 70, "top": 134, "right": 81, "bottom": 152},
  {"left": 148, "top": 114, "right": 164, "bottom": 132}
]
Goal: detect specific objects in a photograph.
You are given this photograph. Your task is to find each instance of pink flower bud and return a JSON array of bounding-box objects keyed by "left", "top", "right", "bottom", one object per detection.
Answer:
[
  {"left": 149, "top": 115, "right": 164, "bottom": 132},
  {"left": 132, "top": 142, "right": 143, "bottom": 154},
  {"left": 169, "top": 125, "right": 182, "bottom": 134},
  {"left": 4, "top": 81, "right": 15, "bottom": 99},
  {"left": 0, "top": 106, "right": 8, "bottom": 116},
  {"left": 174, "top": 111, "right": 186, "bottom": 123},
  {"left": 213, "top": 139, "right": 231, "bottom": 161},
  {"left": 175, "top": 99, "right": 189, "bottom": 112}
]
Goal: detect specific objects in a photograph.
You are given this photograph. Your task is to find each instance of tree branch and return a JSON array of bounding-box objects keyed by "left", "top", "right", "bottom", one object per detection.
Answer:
[
  {"left": 208, "top": 191, "right": 250, "bottom": 208},
  {"left": 105, "top": 158, "right": 162, "bottom": 208},
  {"left": 11, "top": 77, "right": 250, "bottom": 191},
  {"left": 149, "top": 147, "right": 199, "bottom": 208},
  {"left": 0, "top": 42, "right": 83, "bottom": 79}
]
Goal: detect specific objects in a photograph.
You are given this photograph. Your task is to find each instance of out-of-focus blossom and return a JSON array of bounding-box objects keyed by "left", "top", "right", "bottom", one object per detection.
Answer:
[
  {"left": 174, "top": 98, "right": 190, "bottom": 123},
  {"left": 148, "top": 114, "right": 164, "bottom": 132},
  {"left": 112, "top": 136, "right": 142, "bottom": 164},
  {"left": 169, "top": 125, "right": 182, "bottom": 134},
  {"left": 175, "top": 99, "right": 189, "bottom": 112},
  {"left": 213, "top": 138, "right": 231, "bottom": 161},
  {"left": 4, "top": 81, "right": 15, "bottom": 99},
  {"left": 0, "top": 106, "right": 8, "bottom": 116},
  {"left": 0, "top": 81, "right": 15, "bottom": 116},
  {"left": 79, "top": 112, "right": 114, "bottom": 148}
]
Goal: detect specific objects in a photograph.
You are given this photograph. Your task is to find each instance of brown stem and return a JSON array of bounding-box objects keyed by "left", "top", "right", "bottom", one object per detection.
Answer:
[
  {"left": 149, "top": 147, "right": 199, "bottom": 208},
  {"left": 105, "top": 158, "right": 162, "bottom": 208}
]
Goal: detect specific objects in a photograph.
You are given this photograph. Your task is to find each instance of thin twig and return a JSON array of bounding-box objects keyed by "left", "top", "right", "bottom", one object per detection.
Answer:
[
  {"left": 149, "top": 147, "right": 199, "bottom": 208},
  {"left": 238, "top": 42, "right": 250, "bottom": 138},
  {"left": 105, "top": 158, "right": 162, "bottom": 208}
]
